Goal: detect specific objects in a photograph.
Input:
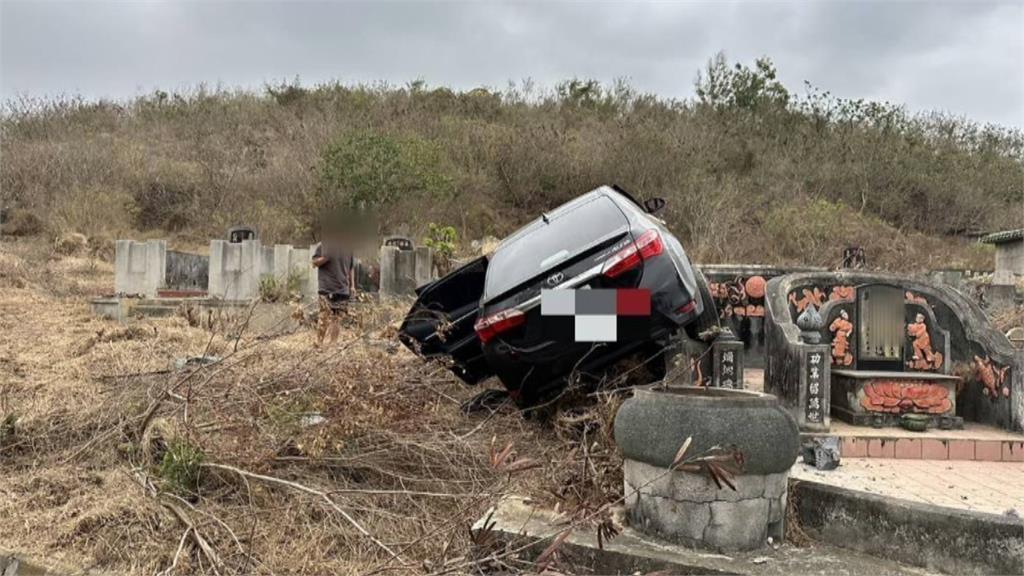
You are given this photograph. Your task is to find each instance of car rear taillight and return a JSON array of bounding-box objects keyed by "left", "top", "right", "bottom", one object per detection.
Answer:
[
  {"left": 677, "top": 301, "right": 696, "bottom": 315},
  {"left": 474, "top": 308, "right": 525, "bottom": 344},
  {"left": 601, "top": 230, "right": 664, "bottom": 278}
]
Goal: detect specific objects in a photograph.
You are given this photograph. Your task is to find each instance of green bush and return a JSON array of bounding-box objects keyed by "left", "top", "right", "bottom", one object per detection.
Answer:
[
  {"left": 258, "top": 271, "right": 304, "bottom": 303},
  {"left": 316, "top": 130, "right": 454, "bottom": 212},
  {"left": 424, "top": 223, "right": 458, "bottom": 275},
  {"left": 158, "top": 439, "right": 204, "bottom": 496}
]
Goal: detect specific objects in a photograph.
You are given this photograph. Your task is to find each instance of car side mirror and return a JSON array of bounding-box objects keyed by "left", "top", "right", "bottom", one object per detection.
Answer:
[{"left": 643, "top": 197, "right": 666, "bottom": 214}]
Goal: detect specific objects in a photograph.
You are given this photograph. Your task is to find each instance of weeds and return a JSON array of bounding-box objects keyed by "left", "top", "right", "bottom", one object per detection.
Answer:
[
  {"left": 158, "top": 439, "right": 204, "bottom": 497},
  {"left": 258, "top": 271, "right": 304, "bottom": 303}
]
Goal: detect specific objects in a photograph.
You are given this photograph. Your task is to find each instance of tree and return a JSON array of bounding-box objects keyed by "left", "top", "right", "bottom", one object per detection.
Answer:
[
  {"left": 695, "top": 52, "right": 790, "bottom": 112},
  {"left": 315, "top": 130, "right": 453, "bottom": 212}
]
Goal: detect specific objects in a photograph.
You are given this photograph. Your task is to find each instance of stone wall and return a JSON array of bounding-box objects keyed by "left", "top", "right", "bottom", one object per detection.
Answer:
[
  {"left": 165, "top": 250, "right": 208, "bottom": 292},
  {"left": 114, "top": 239, "right": 166, "bottom": 297},
  {"left": 624, "top": 459, "right": 787, "bottom": 552},
  {"left": 994, "top": 239, "right": 1024, "bottom": 286}
]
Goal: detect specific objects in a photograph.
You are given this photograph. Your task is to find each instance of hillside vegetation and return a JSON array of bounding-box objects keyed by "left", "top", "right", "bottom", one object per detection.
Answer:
[{"left": 2, "top": 54, "right": 1022, "bottom": 269}]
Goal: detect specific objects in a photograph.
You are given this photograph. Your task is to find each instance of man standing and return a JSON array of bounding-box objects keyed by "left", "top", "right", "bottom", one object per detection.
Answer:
[{"left": 312, "top": 233, "right": 356, "bottom": 345}]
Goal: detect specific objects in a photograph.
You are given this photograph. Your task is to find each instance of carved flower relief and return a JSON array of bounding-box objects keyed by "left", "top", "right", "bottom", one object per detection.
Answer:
[
  {"left": 711, "top": 276, "right": 766, "bottom": 318},
  {"left": 861, "top": 380, "right": 952, "bottom": 414}
]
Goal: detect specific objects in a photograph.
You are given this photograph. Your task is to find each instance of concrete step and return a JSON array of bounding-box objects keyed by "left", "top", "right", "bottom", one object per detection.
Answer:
[{"left": 133, "top": 305, "right": 179, "bottom": 318}]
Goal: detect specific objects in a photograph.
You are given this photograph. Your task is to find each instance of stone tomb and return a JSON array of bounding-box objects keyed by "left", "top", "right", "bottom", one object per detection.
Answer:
[{"left": 764, "top": 271, "right": 1023, "bottom": 433}]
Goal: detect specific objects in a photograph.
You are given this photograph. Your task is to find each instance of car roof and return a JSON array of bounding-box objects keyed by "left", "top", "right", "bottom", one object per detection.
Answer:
[{"left": 496, "top": 185, "right": 641, "bottom": 250}]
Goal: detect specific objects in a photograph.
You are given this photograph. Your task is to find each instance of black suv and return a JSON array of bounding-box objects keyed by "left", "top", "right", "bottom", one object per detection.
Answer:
[{"left": 399, "top": 185, "right": 716, "bottom": 407}]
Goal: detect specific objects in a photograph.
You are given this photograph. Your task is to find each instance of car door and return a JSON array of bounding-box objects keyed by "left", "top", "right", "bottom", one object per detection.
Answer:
[{"left": 398, "top": 256, "right": 494, "bottom": 384}]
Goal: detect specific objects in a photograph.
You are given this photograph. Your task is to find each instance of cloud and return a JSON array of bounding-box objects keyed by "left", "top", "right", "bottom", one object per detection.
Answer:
[{"left": 1, "top": 0, "right": 1021, "bottom": 127}]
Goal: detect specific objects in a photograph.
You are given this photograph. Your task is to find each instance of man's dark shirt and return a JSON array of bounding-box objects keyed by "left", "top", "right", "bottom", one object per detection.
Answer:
[{"left": 313, "top": 243, "right": 353, "bottom": 298}]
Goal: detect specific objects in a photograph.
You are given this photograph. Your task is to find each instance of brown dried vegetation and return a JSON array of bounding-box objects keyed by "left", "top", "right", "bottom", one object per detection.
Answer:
[{"left": 0, "top": 238, "right": 634, "bottom": 575}]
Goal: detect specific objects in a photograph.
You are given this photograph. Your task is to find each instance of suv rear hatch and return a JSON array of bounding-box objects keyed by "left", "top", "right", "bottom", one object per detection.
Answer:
[{"left": 398, "top": 256, "right": 491, "bottom": 384}]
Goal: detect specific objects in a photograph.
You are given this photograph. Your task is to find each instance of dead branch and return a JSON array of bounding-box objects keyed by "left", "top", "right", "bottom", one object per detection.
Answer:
[{"left": 203, "top": 462, "right": 406, "bottom": 565}]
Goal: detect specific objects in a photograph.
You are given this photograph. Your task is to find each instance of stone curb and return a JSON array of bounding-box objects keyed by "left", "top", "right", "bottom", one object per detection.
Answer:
[{"left": 790, "top": 477, "right": 1024, "bottom": 575}]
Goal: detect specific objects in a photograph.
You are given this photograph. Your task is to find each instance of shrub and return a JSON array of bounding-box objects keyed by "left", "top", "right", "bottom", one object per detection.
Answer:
[
  {"left": 158, "top": 439, "right": 204, "bottom": 496},
  {"left": 424, "top": 223, "right": 458, "bottom": 275},
  {"left": 315, "top": 130, "right": 454, "bottom": 213},
  {"left": 259, "top": 271, "right": 304, "bottom": 303},
  {"left": 2, "top": 208, "right": 43, "bottom": 236}
]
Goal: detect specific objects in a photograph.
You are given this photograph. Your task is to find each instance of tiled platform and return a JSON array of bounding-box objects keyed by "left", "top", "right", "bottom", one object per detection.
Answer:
[
  {"left": 792, "top": 458, "right": 1024, "bottom": 517},
  {"left": 745, "top": 368, "right": 1023, "bottom": 461},
  {"left": 809, "top": 421, "right": 1024, "bottom": 462}
]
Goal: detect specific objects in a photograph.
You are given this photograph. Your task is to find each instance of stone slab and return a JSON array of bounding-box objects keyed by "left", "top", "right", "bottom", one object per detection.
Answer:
[
  {"left": 472, "top": 496, "right": 933, "bottom": 575},
  {"left": 791, "top": 474, "right": 1024, "bottom": 575}
]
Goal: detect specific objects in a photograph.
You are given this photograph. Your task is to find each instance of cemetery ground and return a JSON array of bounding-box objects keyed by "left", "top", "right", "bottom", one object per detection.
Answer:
[{"left": 1, "top": 235, "right": 1022, "bottom": 575}]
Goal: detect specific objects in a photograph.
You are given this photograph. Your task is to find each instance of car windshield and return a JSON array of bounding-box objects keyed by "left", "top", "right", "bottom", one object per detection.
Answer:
[{"left": 483, "top": 195, "right": 627, "bottom": 300}]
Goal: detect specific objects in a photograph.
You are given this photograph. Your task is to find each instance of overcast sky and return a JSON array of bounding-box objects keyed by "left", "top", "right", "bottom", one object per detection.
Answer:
[{"left": 2, "top": 1, "right": 1022, "bottom": 127}]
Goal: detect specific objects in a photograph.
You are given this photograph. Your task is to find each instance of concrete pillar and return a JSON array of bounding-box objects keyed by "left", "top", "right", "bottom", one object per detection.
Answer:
[
  {"left": 209, "top": 239, "right": 258, "bottom": 301},
  {"left": 208, "top": 240, "right": 224, "bottom": 298},
  {"left": 305, "top": 244, "right": 319, "bottom": 300},
  {"left": 414, "top": 246, "right": 433, "bottom": 288},
  {"left": 379, "top": 245, "right": 400, "bottom": 296},
  {"left": 239, "top": 239, "right": 262, "bottom": 300},
  {"left": 273, "top": 244, "right": 291, "bottom": 280},
  {"left": 145, "top": 240, "right": 167, "bottom": 298},
  {"left": 395, "top": 249, "right": 416, "bottom": 294},
  {"left": 114, "top": 239, "right": 165, "bottom": 297},
  {"left": 114, "top": 239, "right": 133, "bottom": 295}
]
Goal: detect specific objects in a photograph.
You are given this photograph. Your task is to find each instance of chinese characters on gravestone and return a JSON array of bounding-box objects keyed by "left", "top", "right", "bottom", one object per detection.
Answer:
[
  {"left": 806, "top": 351, "right": 824, "bottom": 423},
  {"left": 720, "top": 350, "right": 736, "bottom": 388},
  {"left": 712, "top": 335, "right": 744, "bottom": 389}
]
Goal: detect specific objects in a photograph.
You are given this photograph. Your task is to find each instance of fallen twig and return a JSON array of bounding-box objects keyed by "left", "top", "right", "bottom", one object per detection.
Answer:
[{"left": 203, "top": 462, "right": 406, "bottom": 564}]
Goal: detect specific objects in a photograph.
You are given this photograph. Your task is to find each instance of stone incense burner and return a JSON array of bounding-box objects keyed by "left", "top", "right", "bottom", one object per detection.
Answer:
[{"left": 615, "top": 386, "right": 800, "bottom": 552}]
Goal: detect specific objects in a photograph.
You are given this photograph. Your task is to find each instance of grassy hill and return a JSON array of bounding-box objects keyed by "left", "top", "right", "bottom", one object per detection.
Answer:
[{"left": 2, "top": 55, "right": 1022, "bottom": 270}]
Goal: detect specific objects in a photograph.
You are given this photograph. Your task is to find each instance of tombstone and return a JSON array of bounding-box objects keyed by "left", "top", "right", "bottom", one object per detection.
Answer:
[
  {"left": 228, "top": 226, "right": 257, "bottom": 244},
  {"left": 379, "top": 246, "right": 400, "bottom": 296},
  {"left": 384, "top": 236, "right": 413, "bottom": 251},
  {"left": 980, "top": 229, "right": 1024, "bottom": 286},
  {"left": 841, "top": 245, "right": 866, "bottom": 269},
  {"left": 209, "top": 239, "right": 262, "bottom": 300},
  {"left": 765, "top": 271, "right": 1022, "bottom": 433}
]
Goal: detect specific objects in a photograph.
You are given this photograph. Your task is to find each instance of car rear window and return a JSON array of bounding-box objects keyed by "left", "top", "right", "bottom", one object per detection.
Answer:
[{"left": 484, "top": 195, "right": 627, "bottom": 300}]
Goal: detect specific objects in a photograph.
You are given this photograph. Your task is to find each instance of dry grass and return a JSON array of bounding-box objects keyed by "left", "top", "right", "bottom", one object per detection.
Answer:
[{"left": 0, "top": 237, "right": 627, "bottom": 575}]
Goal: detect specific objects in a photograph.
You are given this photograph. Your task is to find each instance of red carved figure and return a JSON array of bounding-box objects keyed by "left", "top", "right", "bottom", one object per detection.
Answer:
[
  {"left": 789, "top": 287, "right": 825, "bottom": 313},
  {"left": 829, "top": 285, "right": 854, "bottom": 302},
  {"left": 829, "top": 309, "right": 854, "bottom": 366},
  {"left": 905, "top": 291, "right": 929, "bottom": 306},
  {"left": 906, "top": 313, "right": 943, "bottom": 370}
]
